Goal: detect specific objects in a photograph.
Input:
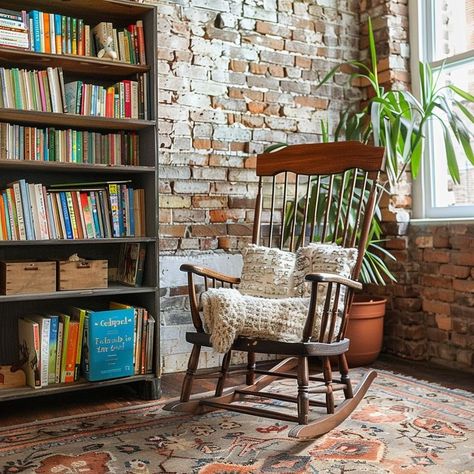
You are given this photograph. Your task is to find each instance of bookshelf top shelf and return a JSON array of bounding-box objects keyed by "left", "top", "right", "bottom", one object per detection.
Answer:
[
  {"left": 0, "top": 48, "right": 150, "bottom": 79},
  {"left": 0, "top": 109, "right": 155, "bottom": 131},
  {"left": 0, "top": 0, "right": 155, "bottom": 21}
]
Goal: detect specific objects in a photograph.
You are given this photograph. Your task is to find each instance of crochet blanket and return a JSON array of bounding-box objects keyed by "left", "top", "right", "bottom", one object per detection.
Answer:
[{"left": 201, "top": 288, "right": 312, "bottom": 353}]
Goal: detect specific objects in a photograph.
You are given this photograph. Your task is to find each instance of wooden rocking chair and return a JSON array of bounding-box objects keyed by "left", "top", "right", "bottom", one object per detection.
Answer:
[{"left": 164, "top": 141, "right": 386, "bottom": 438}]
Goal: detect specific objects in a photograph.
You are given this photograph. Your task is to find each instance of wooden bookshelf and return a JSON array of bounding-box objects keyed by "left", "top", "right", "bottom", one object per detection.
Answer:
[{"left": 0, "top": 1, "right": 160, "bottom": 401}]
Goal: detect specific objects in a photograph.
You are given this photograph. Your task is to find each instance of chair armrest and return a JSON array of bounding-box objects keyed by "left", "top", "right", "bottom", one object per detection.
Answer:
[
  {"left": 180, "top": 264, "right": 241, "bottom": 285},
  {"left": 304, "top": 272, "right": 362, "bottom": 291}
]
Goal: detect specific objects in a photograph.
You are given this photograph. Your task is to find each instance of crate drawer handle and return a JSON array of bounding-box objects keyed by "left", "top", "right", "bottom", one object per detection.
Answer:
[
  {"left": 24, "top": 264, "right": 39, "bottom": 271},
  {"left": 77, "top": 262, "right": 91, "bottom": 269}
]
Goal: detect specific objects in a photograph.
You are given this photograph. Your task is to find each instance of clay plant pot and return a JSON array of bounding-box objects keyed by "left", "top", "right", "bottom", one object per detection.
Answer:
[{"left": 345, "top": 296, "right": 386, "bottom": 367}]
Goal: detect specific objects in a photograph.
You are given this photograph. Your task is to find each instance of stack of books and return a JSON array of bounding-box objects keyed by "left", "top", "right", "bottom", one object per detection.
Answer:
[
  {"left": 0, "top": 179, "right": 146, "bottom": 241},
  {"left": 0, "top": 66, "right": 66, "bottom": 113},
  {"left": 0, "top": 8, "right": 29, "bottom": 50},
  {"left": 18, "top": 304, "right": 155, "bottom": 388},
  {"left": 0, "top": 123, "right": 140, "bottom": 166},
  {"left": 65, "top": 78, "right": 148, "bottom": 119}
]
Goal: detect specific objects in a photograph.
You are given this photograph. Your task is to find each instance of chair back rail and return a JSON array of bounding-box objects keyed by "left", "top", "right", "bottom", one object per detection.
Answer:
[{"left": 253, "top": 142, "right": 385, "bottom": 342}]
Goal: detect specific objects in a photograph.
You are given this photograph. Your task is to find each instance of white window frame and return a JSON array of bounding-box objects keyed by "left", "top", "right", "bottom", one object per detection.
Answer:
[{"left": 409, "top": 0, "right": 474, "bottom": 219}]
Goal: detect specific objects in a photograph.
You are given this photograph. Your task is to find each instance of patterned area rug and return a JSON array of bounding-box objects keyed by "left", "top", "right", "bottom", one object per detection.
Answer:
[{"left": 0, "top": 369, "right": 473, "bottom": 474}]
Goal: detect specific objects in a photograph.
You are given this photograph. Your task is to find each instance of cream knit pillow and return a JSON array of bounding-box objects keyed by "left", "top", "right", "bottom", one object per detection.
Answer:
[
  {"left": 239, "top": 244, "right": 296, "bottom": 297},
  {"left": 292, "top": 243, "right": 358, "bottom": 315}
]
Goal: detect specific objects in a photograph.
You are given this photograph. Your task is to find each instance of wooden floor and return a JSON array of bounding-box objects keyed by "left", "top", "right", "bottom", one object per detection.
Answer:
[{"left": 0, "top": 354, "right": 472, "bottom": 427}]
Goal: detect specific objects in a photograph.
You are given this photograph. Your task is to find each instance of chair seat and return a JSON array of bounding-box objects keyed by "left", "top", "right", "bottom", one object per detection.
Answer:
[{"left": 186, "top": 331, "right": 350, "bottom": 356}]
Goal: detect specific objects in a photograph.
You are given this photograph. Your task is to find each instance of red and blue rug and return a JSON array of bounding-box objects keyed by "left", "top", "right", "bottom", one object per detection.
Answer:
[{"left": 0, "top": 369, "right": 473, "bottom": 473}]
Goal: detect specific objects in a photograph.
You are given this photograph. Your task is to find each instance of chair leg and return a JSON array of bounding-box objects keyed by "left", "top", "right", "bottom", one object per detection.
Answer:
[
  {"left": 215, "top": 350, "right": 232, "bottom": 396},
  {"left": 246, "top": 351, "right": 256, "bottom": 385},
  {"left": 323, "top": 357, "right": 335, "bottom": 414},
  {"left": 297, "top": 356, "right": 309, "bottom": 425},
  {"left": 180, "top": 344, "right": 201, "bottom": 402},
  {"left": 338, "top": 353, "right": 354, "bottom": 399}
]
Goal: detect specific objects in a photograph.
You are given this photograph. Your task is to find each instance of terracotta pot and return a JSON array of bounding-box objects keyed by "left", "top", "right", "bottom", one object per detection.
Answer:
[{"left": 345, "top": 296, "right": 386, "bottom": 367}]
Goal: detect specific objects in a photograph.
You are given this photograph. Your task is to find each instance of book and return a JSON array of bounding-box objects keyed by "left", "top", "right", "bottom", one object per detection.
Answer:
[
  {"left": 69, "top": 307, "right": 86, "bottom": 381},
  {"left": 28, "top": 315, "right": 51, "bottom": 387},
  {"left": 48, "top": 315, "right": 59, "bottom": 384},
  {"left": 117, "top": 242, "right": 146, "bottom": 287},
  {"left": 55, "top": 320, "right": 64, "bottom": 383},
  {"left": 18, "top": 317, "right": 41, "bottom": 388},
  {"left": 59, "top": 313, "right": 70, "bottom": 383},
  {"left": 82, "top": 308, "right": 134, "bottom": 381}
]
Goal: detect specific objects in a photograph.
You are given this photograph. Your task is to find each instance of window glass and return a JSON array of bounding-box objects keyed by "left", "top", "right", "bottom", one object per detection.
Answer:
[
  {"left": 431, "top": 62, "right": 474, "bottom": 208},
  {"left": 432, "top": 0, "right": 474, "bottom": 61}
]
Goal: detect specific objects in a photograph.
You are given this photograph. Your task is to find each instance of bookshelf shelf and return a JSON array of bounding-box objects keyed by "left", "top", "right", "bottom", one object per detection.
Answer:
[
  {"left": 0, "top": 237, "right": 156, "bottom": 246},
  {"left": 0, "top": 47, "right": 151, "bottom": 79},
  {"left": 0, "top": 285, "right": 157, "bottom": 303},
  {"left": 0, "top": 373, "right": 157, "bottom": 402},
  {"left": 0, "top": 160, "right": 156, "bottom": 174},
  {"left": 0, "top": 109, "right": 155, "bottom": 131},
  {"left": 0, "top": 1, "right": 160, "bottom": 402}
]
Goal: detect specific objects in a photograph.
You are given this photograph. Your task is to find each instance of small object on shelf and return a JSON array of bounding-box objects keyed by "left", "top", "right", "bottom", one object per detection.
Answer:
[
  {"left": 58, "top": 254, "right": 108, "bottom": 290},
  {"left": 97, "top": 35, "right": 117, "bottom": 60},
  {"left": 0, "top": 260, "right": 56, "bottom": 295},
  {"left": 0, "top": 364, "right": 26, "bottom": 389},
  {"left": 117, "top": 242, "right": 146, "bottom": 287},
  {"left": 18, "top": 317, "right": 41, "bottom": 388}
]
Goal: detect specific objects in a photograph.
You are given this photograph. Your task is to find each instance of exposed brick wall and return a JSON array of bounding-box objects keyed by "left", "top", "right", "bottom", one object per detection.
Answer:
[
  {"left": 149, "top": 0, "right": 473, "bottom": 374},
  {"left": 153, "top": 0, "right": 361, "bottom": 372},
  {"left": 377, "top": 223, "right": 474, "bottom": 373}
]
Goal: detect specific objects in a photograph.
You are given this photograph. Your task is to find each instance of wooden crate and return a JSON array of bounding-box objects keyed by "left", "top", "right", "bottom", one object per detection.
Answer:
[
  {"left": 0, "top": 261, "right": 56, "bottom": 295},
  {"left": 58, "top": 259, "right": 108, "bottom": 291}
]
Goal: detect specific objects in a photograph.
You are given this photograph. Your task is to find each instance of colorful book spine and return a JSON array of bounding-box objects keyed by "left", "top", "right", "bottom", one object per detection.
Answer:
[{"left": 48, "top": 315, "right": 59, "bottom": 384}]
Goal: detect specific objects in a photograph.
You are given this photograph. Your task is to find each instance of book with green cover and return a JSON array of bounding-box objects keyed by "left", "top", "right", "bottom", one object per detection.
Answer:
[{"left": 59, "top": 313, "right": 70, "bottom": 383}]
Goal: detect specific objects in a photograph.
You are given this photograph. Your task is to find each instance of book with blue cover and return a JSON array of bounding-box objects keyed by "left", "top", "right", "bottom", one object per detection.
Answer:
[{"left": 82, "top": 308, "right": 134, "bottom": 381}]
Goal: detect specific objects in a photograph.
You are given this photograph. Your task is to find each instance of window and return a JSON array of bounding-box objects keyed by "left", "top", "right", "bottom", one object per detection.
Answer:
[{"left": 410, "top": 0, "right": 474, "bottom": 218}]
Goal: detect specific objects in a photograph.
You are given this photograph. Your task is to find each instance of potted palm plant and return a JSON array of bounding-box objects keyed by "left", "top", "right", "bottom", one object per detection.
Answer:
[
  {"left": 319, "top": 17, "right": 473, "bottom": 366},
  {"left": 276, "top": 17, "right": 473, "bottom": 366}
]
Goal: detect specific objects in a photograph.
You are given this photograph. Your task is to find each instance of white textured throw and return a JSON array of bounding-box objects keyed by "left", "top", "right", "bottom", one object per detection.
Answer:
[
  {"left": 200, "top": 243, "right": 358, "bottom": 353},
  {"left": 202, "top": 288, "right": 311, "bottom": 353}
]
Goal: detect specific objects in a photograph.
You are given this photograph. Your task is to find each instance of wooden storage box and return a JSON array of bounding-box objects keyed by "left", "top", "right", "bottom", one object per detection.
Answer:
[
  {"left": 0, "top": 261, "right": 56, "bottom": 295},
  {"left": 58, "top": 259, "right": 108, "bottom": 291}
]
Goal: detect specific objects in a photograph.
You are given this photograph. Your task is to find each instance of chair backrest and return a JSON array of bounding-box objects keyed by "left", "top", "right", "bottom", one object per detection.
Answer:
[{"left": 252, "top": 141, "right": 385, "bottom": 341}]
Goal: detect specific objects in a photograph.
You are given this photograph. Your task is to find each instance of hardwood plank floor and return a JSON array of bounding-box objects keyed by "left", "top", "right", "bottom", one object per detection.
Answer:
[{"left": 0, "top": 354, "right": 472, "bottom": 427}]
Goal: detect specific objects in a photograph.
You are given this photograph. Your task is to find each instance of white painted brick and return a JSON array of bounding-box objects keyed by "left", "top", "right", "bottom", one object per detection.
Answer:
[
  {"left": 243, "top": 5, "right": 277, "bottom": 21},
  {"left": 192, "top": 0, "right": 230, "bottom": 12},
  {"left": 214, "top": 125, "right": 252, "bottom": 141},
  {"left": 191, "top": 80, "right": 228, "bottom": 96},
  {"left": 159, "top": 253, "right": 242, "bottom": 288},
  {"left": 192, "top": 167, "right": 227, "bottom": 180},
  {"left": 174, "top": 180, "right": 210, "bottom": 193},
  {"left": 173, "top": 121, "right": 192, "bottom": 137},
  {"left": 176, "top": 92, "right": 212, "bottom": 108},
  {"left": 158, "top": 104, "right": 189, "bottom": 121},
  {"left": 173, "top": 63, "right": 208, "bottom": 80}
]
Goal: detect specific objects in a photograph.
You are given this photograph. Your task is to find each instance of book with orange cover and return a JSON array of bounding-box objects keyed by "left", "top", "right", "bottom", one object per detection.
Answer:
[
  {"left": 43, "top": 13, "right": 50, "bottom": 53},
  {"left": 64, "top": 320, "right": 79, "bottom": 383}
]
